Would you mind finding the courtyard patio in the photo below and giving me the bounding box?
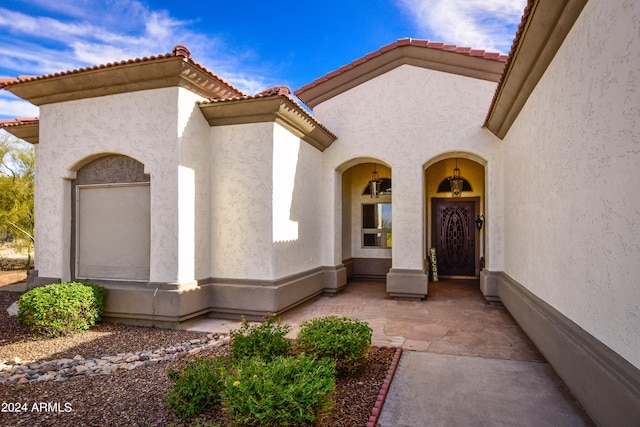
[184,279,595,426]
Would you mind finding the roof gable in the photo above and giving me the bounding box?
[295,38,508,108]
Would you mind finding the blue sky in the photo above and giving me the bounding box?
[0,0,527,120]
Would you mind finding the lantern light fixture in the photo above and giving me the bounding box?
[369,164,382,198]
[449,158,463,197]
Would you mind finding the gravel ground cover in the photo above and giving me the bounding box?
[0,291,394,426]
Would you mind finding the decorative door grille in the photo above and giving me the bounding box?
[433,200,475,276]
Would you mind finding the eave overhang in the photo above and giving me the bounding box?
[0,118,39,144]
[199,95,337,152]
[296,38,508,109]
[2,54,245,106]
[484,0,588,139]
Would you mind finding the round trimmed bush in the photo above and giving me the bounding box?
[18,281,106,337]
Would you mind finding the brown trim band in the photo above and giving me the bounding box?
[496,272,640,426]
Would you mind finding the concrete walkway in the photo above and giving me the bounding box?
[183,279,594,426]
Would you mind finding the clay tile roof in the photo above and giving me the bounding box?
[296,37,508,96]
[0,117,40,144]
[0,45,246,98]
[1,55,169,86]
[0,117,39,127]
[255,86,292,97]
[200,86,302,111]
[0,78,20,88]
[198,87,336,139]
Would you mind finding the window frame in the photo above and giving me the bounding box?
[361,202,392,249]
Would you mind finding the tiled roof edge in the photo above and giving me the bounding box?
[0,78,21,89]
[484,0,534,129]
[296,38,508,95]
[0,117,40,128]
[0,45,247,98]
[198,90,337,139]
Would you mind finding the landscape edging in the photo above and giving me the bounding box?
[366,345,403,427]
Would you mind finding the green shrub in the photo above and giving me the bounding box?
[222,355,335,427]
[17,281,106,337]
[230,314,291,361]
[295,316,372,375]
[166,356,229,419]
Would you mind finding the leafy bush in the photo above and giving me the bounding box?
[295,316,372,375]
[17,281,106,337]
[223,355,335,427]
[165,315,371,421]
[230,314,291,361]
[166,356,229,419]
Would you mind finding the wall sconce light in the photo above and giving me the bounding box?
[369,164,382,198]
[475,214,485,230]
[449,159,463,197]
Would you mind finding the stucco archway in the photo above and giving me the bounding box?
[424,152,486,279]
[338,158,392,281]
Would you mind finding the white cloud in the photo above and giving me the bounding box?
[0,1,278,96]
[0,92,39,119]
[0,41,85,75]
[397,0,527,53]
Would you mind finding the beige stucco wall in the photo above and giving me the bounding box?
[210,122,274,279]
[178,90,212,282]
[272,124,323,278]
[501,0,640,368]
[210,122,323,281]
[341,169,353,259]
[35,87,198,284]
[312,64,504,272]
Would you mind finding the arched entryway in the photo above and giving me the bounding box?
[425,155,486,279]
[340,160,392,280]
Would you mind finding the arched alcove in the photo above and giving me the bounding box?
[340,160,392,279]
[425,154,486,278]
[71,154,150,281]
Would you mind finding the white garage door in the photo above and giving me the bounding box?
[76,183,150,281]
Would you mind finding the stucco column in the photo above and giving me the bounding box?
[320,168,347,291]
[386,164,428,299]
[480,156,504,301]
[148,166,181,285]
[33,174,72,283]
[29,147,73,286]
[323,169,342,266]
[176,165,195,284]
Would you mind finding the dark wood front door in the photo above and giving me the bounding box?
[433,199,476,276]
